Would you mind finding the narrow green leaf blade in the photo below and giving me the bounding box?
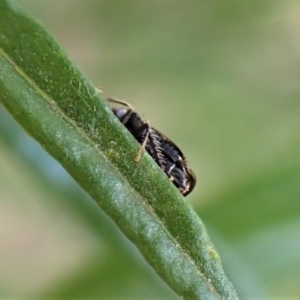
[0,1,239,299]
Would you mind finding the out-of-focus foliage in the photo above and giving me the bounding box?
[1,0,300,299]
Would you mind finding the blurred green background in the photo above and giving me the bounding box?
[1,0,300,299]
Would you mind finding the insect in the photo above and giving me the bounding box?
[107,97,196,196]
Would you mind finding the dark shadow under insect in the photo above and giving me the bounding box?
[108,97,196,196]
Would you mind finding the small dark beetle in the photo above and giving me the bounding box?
[108,97,196,196]
[107,98,196,196]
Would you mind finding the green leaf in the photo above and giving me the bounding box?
[0,1,239,299]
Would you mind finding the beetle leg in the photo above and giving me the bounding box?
[169,175,175,182]
[134,121,151,162]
